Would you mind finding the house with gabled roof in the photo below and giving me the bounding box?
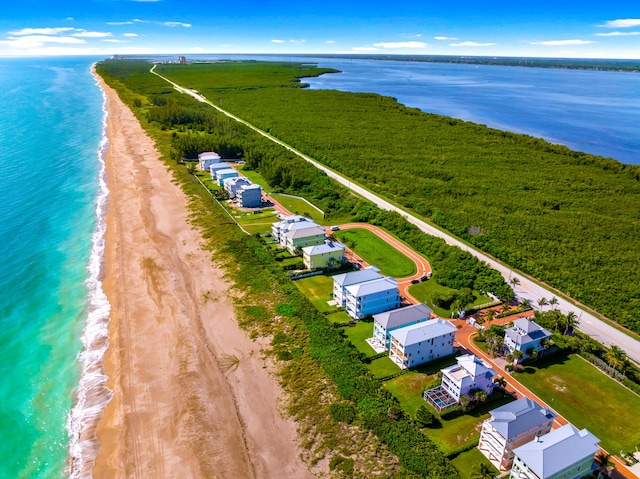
[216,168,239,186]
[509,424,600,479]
[332,267,383,306]
[388,318,456,369]
[478,397,557,471]
[505,318,552,362]
[209,162,232,179]
[237,184,262,208]
[302,241,345,269]
[223,177,252,198]
[440,354,496,403]
[284,224,326,254]
[372,303,434,350]
[344,276,400,319]
[198,151,220,171]
[271,215,310,245]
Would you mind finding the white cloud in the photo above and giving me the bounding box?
[595,31,640,37]
[600,19,640,28]
[124,33,138,37]
[373,41,427,49]
[352,47,379,51]
[271,39,285,43]
[9,27,74,36]
[450,41,495,47]
[289,39,305,44]
[326,40,335,44]
[73,31,112,38]
[107,21,134,25]
[163,21,191,27]
[0,35,86,49]
[529,39,594,46]
[435,36,458,41]
[102,39,128,43]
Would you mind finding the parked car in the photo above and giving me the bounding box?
[419,275,428,282]
[331,226,340,231]
[411,279,420,284]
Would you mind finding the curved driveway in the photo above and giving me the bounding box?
[151,66,640,365]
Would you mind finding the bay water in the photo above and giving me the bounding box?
[0,57,108,478]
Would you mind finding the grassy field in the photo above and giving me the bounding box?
[409,280,492,318]
[368,356,401,378]
[334,228,416,278]
[384,372,438,416]
[235,165,273,193]
[450,447,499,479]
[326,310,351,324]
[271,193,326,224]
[293,274,335,312]
[516,353,640,453]
[341,321,376,358]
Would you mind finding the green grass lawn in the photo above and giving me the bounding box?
[515,353,640,453]
[409,280,491,318]
[450,447,499,479]
[425,395,514,456]
[384,372,438,416]
[334,229,416,278]
[235,208,277,224]
[368,356,401,378]
[294,275,335,313]
[235,166,273,193]
[326,310,351,324]
[270,193,326,224]
[341,321,376,358]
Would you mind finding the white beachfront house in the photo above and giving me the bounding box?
[271,215,310,246]
[478,397,556,471]
[332,267,384,307]
[388,318,457,369]
[237,184,262,208]
[504,318,552,362]
[372,303,433,350]
[223,177,252,198]
[198,151,220,171]
[284,224,326,255]
[509,424,600,479]
[301,241,345,270]
[424,354,497,411]
[344,276,401,319]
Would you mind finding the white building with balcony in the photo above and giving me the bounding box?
[388,318,456,369]
[372,303,433,350]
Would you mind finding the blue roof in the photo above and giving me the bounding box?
[390,318,456,347]
[506,318,552,346]
[513,424,600,479]
[302,241,345,256]
[489,397,556,440]
[345,277,398,297]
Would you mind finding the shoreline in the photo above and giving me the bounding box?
[91,70,310,478]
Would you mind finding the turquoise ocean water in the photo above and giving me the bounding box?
[0,57,109,478]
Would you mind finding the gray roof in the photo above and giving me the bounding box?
[345,277,398,297]
[302,241,345,256]
[489,398,557,440]
[506,318,552,346]
[513,424,600,479]
[390,318,456,347]
[285,225,326,240]
[332,267,383,287]
[239,184,261,191]
[209,162,231,171]
[216,168,238,176]
[374,303,433,330]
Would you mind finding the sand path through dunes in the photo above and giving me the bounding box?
[92,76,309,479]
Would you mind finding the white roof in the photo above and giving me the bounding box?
[199,151,220,160]
[216,168,237,176]
[209,162,231,171]
[512,424,600,479]
[374,303,433,330]
[332,267,383,287]
[302,241,345,256]
[223,177,251,187]
[345,277,398,297]
[239,184,261,191]
[390,318,456,347]
[442,354,497,383]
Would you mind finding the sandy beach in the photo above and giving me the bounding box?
[92,75,310,478]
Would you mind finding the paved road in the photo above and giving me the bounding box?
[151,66,640,364]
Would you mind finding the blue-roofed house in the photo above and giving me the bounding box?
[302,241,345,269]
[332,267,383,306]
[504,318,552,362]
[223,177,252,198]
[198,151,220,171]
[372,303,434,350]
[344,277,400,319]
[478,397,557,471]
[217,168,239,186]
[209,162,232,179]
[388,318,457,369]
[509,424,600,479]
[237,184,262,208]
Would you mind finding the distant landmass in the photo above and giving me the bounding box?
[285,54,640,72]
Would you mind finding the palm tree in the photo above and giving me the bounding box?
[593,451,613,478]
[549,297,559,310]
[471,462,495,479]
[604,345,630,375]
[511,349,524,369]
[526,347,538,361]
[520,299,532,310]
[494,376,508,394]
[564,311,578,334]
[510,277,520,288]
[537,297,548,310]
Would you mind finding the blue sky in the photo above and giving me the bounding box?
[0,0,639,58]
